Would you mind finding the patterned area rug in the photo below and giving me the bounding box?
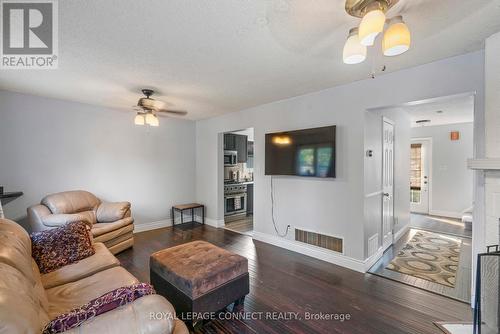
[386,230,462,287]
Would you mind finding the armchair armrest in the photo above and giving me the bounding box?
[27,204,51,232]
[96,202,131,223]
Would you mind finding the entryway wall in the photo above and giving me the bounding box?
[411,122,474,218]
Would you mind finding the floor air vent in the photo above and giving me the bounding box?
[295,229,343,253]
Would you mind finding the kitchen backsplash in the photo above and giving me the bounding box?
[224,162,253,181]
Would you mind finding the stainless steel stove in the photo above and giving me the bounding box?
[224,183,247,216]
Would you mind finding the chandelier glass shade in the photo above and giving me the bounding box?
[134,113,145,125]
[343,0,410,64]
[383,16,410,56]
[145,112,157,125]
[359,9,386,46]
[135,111,160,127]
[343,28,367,64]
[149,114,160,127]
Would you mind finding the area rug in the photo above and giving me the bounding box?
[386,230,462,287]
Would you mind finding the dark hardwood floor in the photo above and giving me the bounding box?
[117,223,472,334]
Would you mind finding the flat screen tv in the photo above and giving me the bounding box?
[265,125,336,178]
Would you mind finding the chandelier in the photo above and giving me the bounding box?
[343,0,410,64]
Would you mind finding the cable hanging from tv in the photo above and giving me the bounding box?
[271,176,290,237]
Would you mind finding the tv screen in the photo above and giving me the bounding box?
[265,126,336,178]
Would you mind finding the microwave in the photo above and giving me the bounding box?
[224,151,237,166]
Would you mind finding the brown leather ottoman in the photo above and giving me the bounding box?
[150,241,249,323]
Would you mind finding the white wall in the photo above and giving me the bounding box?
[411,123,474,217]
[0,91,196,231]
[196,51,485,265]
[364,107,411,258]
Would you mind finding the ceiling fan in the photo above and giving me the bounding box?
[133,89,187,127]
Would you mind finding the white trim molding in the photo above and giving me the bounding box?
[467,158,500,170]
[364,246,385,272]
[134,215,224,233]
[252,231,367,273]
[205,217,225,228]
[428,210,463,219]
[394,224,410,243]
[134,219,172,233]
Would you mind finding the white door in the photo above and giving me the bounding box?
[410,139,431,214]
[382,118,395,250]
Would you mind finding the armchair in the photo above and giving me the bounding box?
[28,190,134,254]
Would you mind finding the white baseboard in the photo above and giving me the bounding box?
[394,224,410,243]
[134,215,224,233]
[134,219,172,233]
[429,210,463,219]
[252,231,366,273]
[205,217,224,228]
[364,246,385,271]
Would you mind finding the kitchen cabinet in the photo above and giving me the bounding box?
[224,133,236,151]
[224,134,248,163]
[247,141,254,157]
[235,135,247,163]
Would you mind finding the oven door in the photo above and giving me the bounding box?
[224,193,246,215]
[224,151,237,166]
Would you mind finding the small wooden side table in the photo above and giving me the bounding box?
[171,203,205,226]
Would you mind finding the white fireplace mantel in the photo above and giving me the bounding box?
[467,158,500,171]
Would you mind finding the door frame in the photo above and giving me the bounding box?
[382,117,395,250]
[410,137,433,214]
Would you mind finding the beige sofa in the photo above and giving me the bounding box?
[0,218,188,334]
[28,190,134,254]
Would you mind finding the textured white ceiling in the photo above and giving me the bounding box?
[1,0,499,120]
[405,94,474,127]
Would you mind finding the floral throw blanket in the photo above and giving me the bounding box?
[42,283,156,334]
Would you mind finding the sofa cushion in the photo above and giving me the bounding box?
[92,217,134,238]
[42,190,100,215]
[42,283,155,334]
[96,202,131,222]
[31,222,95,274]
[150,241,248,298]
[0,218,35,282]
[41,242,120,289]
[46,266,139,319]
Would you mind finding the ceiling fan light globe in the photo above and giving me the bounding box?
[383,17,411,56]
[134,114,145,125]
[343,28,367,64]
[150,115,160,127]
[145,112,156,125]
[359,9,386,46]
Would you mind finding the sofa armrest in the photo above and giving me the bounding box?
[96,202,131,223]
[59,294,185,334]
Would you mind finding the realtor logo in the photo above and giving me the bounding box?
[1,0,58,69]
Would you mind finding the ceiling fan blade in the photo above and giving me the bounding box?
[157,109,188,116]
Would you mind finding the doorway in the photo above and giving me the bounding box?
[410,138,431,214]
[382,117,395,251]
[368,93,475,303]
[222,128,254,236]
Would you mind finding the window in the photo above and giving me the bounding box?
[410,143,422,203]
